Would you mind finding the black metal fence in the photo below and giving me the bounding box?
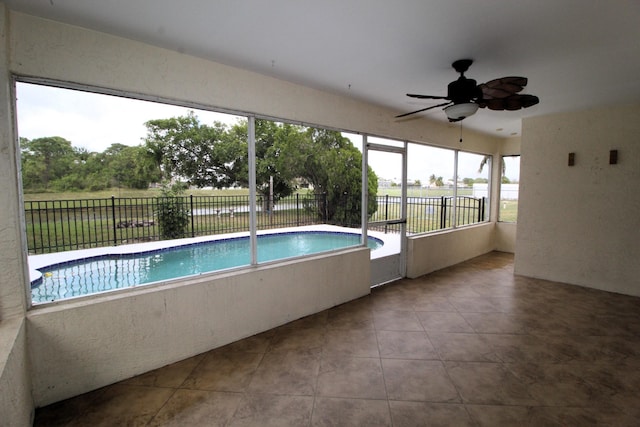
[24,193,487,254]
[370,195,486,234]
[24,194,328,254]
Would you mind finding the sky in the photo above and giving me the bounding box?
[15,82,519,184]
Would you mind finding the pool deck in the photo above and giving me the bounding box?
[28,225,401,284]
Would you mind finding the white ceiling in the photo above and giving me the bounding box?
[5,0,640,137]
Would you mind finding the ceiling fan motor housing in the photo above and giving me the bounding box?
[448,77,479,104]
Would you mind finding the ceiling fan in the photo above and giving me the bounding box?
[396,59,539,121]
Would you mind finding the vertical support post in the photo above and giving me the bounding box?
[361,135,368,246]
[400,140,408,276]
[248,116,258,265]
[440,196,446,229]
[296,193,300,226]
[452,149,459,228]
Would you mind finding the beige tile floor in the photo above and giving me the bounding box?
[34,252,640,426]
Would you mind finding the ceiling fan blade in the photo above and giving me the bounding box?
[406,93,449,100]
[479,77,528,99]
[478,94,539,111]
[395,102,452,118]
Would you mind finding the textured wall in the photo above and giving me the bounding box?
[28,248,370,406]
[0,318,33,426]
[0,5,28,322]
[516,105,640,296]
[406,223,495,278]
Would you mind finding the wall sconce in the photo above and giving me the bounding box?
[609,149,618,165]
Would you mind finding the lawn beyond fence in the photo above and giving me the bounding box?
[24,194,487,254]
[369,195,486,234]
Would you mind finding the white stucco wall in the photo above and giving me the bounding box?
[0,5,28,322]
[494,222,517,253]
[28,248,370,406]
[406,223,495,278]
[0,318,32,426]
[516,105,640,296]
[0,5,32,425]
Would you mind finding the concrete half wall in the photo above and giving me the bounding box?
[406,223,495,278]
[28,248,370,406]
[0,318,33,426]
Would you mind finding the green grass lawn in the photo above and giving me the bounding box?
[498,200,519,222]
[23,187,250,201]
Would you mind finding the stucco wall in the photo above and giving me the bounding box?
[28,248,370,406]
[0,5,32,424]
[494,222,517,253]
[515,105,640,296]
[0,318,33,426]
[406,223,495,278]
[0,5,28,322]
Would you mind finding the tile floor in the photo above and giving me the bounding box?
[34,252,640,426]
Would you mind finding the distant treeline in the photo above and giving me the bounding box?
[20,114,378,225]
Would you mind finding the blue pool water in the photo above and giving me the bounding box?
[31,231,383,303]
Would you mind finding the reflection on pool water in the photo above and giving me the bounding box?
[31,231,383,303]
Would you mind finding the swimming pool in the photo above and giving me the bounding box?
[30,230,384,303]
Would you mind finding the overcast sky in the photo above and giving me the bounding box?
[16,82,517,183]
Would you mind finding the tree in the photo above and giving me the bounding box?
[104,144,161,189]
[145,115,297,201]
[273,126,378,225]
[478,155,506,176]
[145,115,378,225]
[20,136,76,191]
[428,174,444,187]
[230,119,296,202]
[145,112,237,188]
[428,175,445,187]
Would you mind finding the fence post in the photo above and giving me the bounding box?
[479,197,485,222]
[384,194,389,233]
[324,193,328,222]
[111,196,117,246]
[190,194,195,237]
[440,196,446,229]
[296,193,300,226]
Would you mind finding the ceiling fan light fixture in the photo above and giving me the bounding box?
[444,102,479,121]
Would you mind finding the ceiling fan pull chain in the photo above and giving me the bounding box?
[459,121,463,143]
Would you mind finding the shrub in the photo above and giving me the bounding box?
[156,183,190,239]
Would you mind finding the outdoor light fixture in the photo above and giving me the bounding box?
[444,102,479,122]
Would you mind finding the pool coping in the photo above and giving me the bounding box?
[28,225,400,286]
